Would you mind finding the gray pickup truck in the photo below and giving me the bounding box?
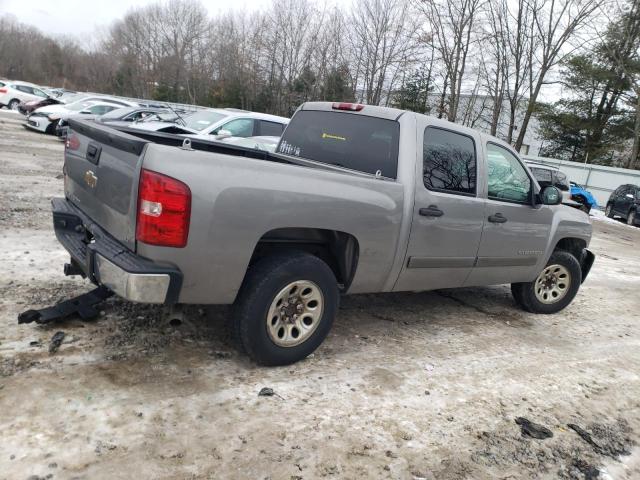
[53,102,594,365]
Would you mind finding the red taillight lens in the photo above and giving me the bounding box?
[332,102,364,111]
[136,169,191,248]
[0,88,7,93]
[65,133,80,150]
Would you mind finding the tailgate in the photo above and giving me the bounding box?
[64,118,149,250]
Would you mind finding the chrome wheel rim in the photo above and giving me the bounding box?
[266,280,324,347]
[606,205,611,216]
[535,264,571,304]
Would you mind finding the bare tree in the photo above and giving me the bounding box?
[515,0,603,151]
[419,0,485,122]
[349,0,418,105]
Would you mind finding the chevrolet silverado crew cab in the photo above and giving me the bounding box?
[53,102,595,365]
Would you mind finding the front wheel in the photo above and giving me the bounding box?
[511,250,582,314]
[233,252,339,366]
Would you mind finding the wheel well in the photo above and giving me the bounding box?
[554,237,586,260]
[249,228,359,290]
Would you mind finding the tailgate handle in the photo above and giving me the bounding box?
[86,143,102,165]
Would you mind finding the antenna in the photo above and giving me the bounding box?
[164,102,187,127]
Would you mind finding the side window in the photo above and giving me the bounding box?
[553,171,569,191]
[88,105,116,115]
[529,167,552,187]
[423,127,476,195]
[486,143,532,204]
[216,118,254,137]
[17,85,32,94]
[259,120,284,136]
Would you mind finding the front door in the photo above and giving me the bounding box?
[394,125,485,292]
[465,142,552,287]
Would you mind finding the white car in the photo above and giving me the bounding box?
[131,108,289,139]
[26,97,137,134]
[217,135,280,152]
[0,81,50,110]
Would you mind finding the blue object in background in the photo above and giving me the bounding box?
[570,182,598,209]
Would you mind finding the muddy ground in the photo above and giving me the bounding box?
[0,109,639,480]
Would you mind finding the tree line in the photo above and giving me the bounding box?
[1,0,639,168]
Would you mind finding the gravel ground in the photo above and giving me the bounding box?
[0,110,639,480]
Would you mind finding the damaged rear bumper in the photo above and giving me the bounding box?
[52,197,182,304]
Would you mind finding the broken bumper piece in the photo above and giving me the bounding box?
[51,197,183,304]
[18,286,113,324]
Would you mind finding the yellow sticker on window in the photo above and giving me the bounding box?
[322,132,346,141]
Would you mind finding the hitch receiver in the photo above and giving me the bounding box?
[18,286,114,325]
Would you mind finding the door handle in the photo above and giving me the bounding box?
[419,205,444,217]
[488,213,507,223]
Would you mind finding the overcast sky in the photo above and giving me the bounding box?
[0,0,273,37]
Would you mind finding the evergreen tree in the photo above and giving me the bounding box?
[537,3,640,166]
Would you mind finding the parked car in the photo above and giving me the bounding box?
[605,184,640,226]
[524,161,585,211]
[26,97,137,134]
[0,81,50,110]
[50,101,594,365]
[218,135,280,152]
[569,182,598,213]
[56,106,171,139]
[18,91,85,115]
[131,108,289,138]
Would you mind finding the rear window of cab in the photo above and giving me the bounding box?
[277,110,400,178]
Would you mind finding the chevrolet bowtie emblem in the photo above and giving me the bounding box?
[84,170,98,188]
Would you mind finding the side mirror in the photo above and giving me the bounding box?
[215,129,232,140]
[540,186,562,205]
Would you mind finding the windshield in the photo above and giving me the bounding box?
[183,110,228,131]
[66,101,94,112]
[100,107,134,120]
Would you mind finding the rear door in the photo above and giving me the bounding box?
[64,119,148,249]
[394,124,485,291]
[465,142,551,286]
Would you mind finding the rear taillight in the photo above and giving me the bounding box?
[136,169,191,248]
[332,102,364,111]
[0,88,7,93]
[65,133,80,150]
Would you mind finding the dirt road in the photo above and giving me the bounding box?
[1,110,639,479]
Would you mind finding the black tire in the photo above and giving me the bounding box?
[511,250,582,314]
[8,99,20,111]
[232,252,339,366]
[628,209,637,227]
[605,203,614,218]
[45,119,58,135]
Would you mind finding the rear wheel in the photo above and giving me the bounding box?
[605,203,614,218]
[628,209,637,226]
[511,250,581,314]
[232,252,339,366]
[8,99,20,111]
